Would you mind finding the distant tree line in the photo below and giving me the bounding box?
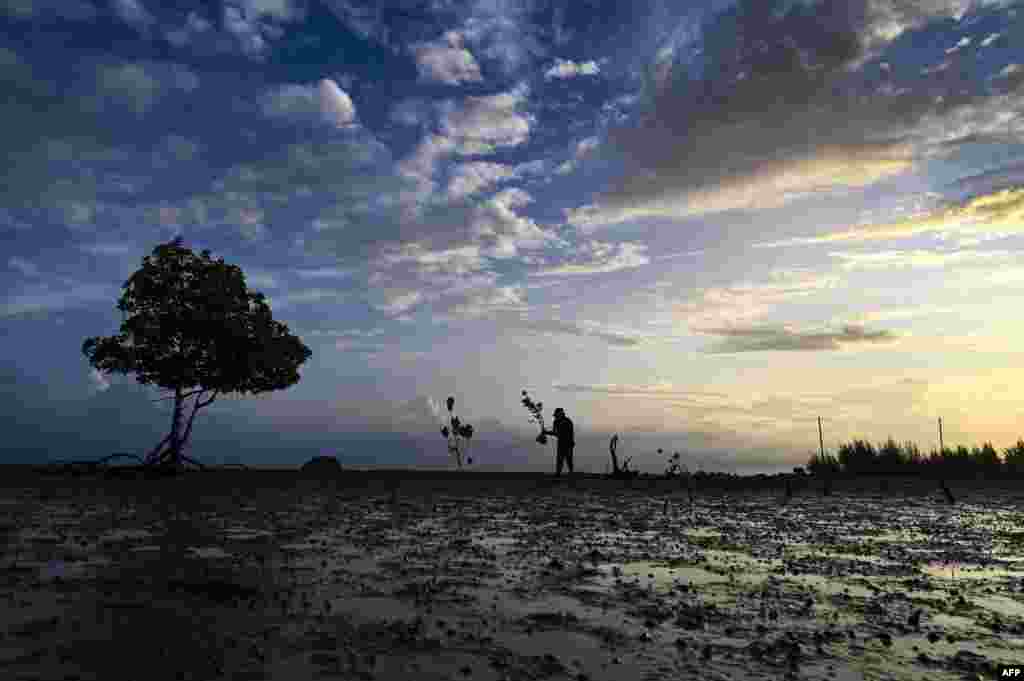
[806,437,1024,478]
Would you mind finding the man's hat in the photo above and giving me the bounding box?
[553,408,565,417]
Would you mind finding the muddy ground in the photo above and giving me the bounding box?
[2,467,1024,681]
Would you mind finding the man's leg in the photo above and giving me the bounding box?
[567,447,574,475]
[555,449,564,476]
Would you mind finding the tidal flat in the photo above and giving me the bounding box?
[2,468,1024,681]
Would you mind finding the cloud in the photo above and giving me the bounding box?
[81,61,199,117]
[396,134,456,211]
[459,0,545,75]
[553,382,731,398]
[827,248,1017,270]
[578,0,1019,227]
[447,162,515,200]
[319,79,357,127]
[243,270,281,290]
[443,284,526,320]
[411,31,484,85]
[111,0,154,27]
[7,256,40,277]
[948,160,1024,199]
[294,266,352,280]
[754,186,1024,247]
[439,84,533,154]
[373,290,424,316]
[699,324,897,353]
[78,242,137,257]
[677,268,842,330]
[544,58,600,80]
[0,282,116,318]
[530,240,649,276]
[262,79,356,127]
[163,11,214,48]
[514,318,644,347]
[269,288,348,310]
[322,0,390,46]
[569,144,914,230]
[1,0,96,20]
[378,244,486,276]
[389,98,432,127]
[469,188,545,253]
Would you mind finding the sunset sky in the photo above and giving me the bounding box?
[3,0,1024,473]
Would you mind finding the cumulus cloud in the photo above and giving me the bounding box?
[531,240,650,276]
[379,244,487,276]
[111,0,154,27]
[411,31,483,85]
[7,256,40,277]
[439,84,532,155]
[81,61,199,117]
[470,188,554,258]
[319,79,357,126]
[544,58,600,80]
[699,324,897,353]
[262,79,356,127]
[389,98,432,127]
[459,0,545,74]
[374,289,424,316]
[447,162,515,200]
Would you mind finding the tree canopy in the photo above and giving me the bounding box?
[82,237,312,469]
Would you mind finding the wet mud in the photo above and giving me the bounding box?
[2,471,1024,680]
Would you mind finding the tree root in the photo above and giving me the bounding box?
[34,448,249,478]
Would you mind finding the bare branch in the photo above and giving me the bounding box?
[180,390,218,449]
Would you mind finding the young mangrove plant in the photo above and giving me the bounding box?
[521,390,548,444]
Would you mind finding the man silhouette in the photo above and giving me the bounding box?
[543,407,575,476]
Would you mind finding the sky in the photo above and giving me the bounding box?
[2,0,1024,474]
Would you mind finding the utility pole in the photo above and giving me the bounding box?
[938,417,944,453]
[819,416,832,497]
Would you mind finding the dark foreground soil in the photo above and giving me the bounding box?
[2,467,1024,681]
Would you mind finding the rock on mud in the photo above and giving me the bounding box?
[299,455,344,478]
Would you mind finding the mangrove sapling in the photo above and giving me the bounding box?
[520,390,548,444]
[440,396,474,469]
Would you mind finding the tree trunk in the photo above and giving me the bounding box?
[166,386,185,467]
[609,435,620,474]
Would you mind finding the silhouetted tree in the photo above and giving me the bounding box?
[1004,439,1024,476]
[838,439,877,473]
[877,436,903,473]
[82,237,312,470]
